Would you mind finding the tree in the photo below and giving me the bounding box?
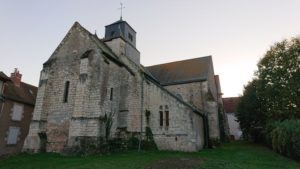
[237,36,300,143]
[236,79,266,142]
[256,37,300,120]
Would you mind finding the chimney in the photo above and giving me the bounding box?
[10,68,22,87]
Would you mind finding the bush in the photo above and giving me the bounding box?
[269,120,300,160]
[209,138,221,148]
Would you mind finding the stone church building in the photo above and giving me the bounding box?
[23,19,227,152]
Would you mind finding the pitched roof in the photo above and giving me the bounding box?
[223,97,240,113]
[1,72,38,105]
[0,71,10,81]
[105,19,137,33]
[145,56,212,85]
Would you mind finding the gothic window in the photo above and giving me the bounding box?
[165,111,169,126]
[165,105,169,127]
[159,111,163,126]
[63,81,70,103]
[159,105,170,127]
[11,103,23,121]
[7,126,20,145]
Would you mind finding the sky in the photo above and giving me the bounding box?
[0,0,299,97]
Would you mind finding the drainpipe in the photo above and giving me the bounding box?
[138,74,144,151]
[200,82,209,148]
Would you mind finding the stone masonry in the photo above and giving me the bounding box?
[23,19,227,153]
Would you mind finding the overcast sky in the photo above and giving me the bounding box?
[1,0,299,97]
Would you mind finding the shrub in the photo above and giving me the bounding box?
[269,120,300,160]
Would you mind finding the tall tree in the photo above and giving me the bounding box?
[237,36,300,142]
[256,37,300,120]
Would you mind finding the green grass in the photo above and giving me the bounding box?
[0,142,299,169]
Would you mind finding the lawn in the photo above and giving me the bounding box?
[0,142,299,169]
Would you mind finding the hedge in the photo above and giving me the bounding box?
[268,120,300,160]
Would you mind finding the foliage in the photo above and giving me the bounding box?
[236,79,266,142]
[217,104,227,142]
[236,37,300,159]
[143,127,157,150]
[256,37,300,120]
[268,120,300,160]
[63,137,128,156]
[104,112,115,140]
[1,142,299,169]
[145,109,151,125]
[209,138,221,148]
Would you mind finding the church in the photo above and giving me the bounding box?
[23,18,227,152]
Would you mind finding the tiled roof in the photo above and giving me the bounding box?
[223,97,240,113]
[145,56,212,85]
[0,71,10,81]
[1,72,37,105]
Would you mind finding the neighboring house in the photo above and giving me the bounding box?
[223,97,242,140]
[24,19,228,153]
[0,69,37,156]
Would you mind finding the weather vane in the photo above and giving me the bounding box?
[118,3,125,20]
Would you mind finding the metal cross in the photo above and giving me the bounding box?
[118,3,125,20]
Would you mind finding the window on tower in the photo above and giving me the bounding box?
[111,31,115,37]
[128,33,133,42]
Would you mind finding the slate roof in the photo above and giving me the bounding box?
[1,72,37,105]
[105,19,137,33]
[223,97,240,113]
[145,56,212,85]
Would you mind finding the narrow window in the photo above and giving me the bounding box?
[159,111,163,126]
[128,33,133,41]
[110,88,113,101]
[63,81,70,103]
[165,111,169,126]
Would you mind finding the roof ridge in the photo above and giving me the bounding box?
[146,55,212,68]
[21,81,37,88]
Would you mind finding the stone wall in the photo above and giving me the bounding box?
[143,80,205,151]
[164,81,220,140]
[164,82,206,110]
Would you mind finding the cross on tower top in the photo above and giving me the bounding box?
[118,3,125,20]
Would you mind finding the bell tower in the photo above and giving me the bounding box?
[103,19,140,65]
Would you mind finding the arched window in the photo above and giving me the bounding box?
[165,106,169,127]
[159,105,163,126]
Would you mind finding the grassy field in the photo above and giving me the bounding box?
[0,142,299,169]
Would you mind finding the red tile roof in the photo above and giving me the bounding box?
[223,97,240,113]
[1,72,37,105]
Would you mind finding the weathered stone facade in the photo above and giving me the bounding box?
[23,19,227,153]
